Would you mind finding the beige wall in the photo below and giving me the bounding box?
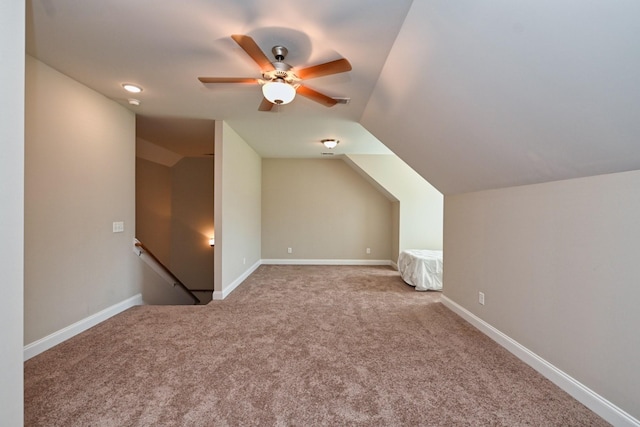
[214,122,262,296]
[390,201,400,260]
[0,1,24,423]
[136,155,214,295]
[444,169,640,420]
[136,157,172,264]
[136,157,198,305]
[24,56,140,344]
[345,154,443,257]
[138,260,197,306]
[262,158,393,261]
[171,157,214,291]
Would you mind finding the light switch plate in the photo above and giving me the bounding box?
[113,221,124,233]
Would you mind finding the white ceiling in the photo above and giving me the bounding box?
[362,0,640,194]
[26,0,640,194]
[136,116,215,157]
[26,0,409,158]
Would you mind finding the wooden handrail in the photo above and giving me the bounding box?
[134,241,201,305]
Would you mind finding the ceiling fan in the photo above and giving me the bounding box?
[198,34,352,111]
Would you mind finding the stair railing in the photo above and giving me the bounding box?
[133,239,200,305]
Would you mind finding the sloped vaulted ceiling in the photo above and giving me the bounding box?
[26,0,640,195]
[362,0,640,195]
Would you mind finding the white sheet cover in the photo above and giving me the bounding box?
[397,249,443,291]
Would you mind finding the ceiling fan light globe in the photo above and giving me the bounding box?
[262,81,296,105]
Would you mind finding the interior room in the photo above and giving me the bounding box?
[2,0,640,425]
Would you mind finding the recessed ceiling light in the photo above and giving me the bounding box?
[128,98,141,106]
[122,83,142,93]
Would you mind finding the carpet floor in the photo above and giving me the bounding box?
[24,265,608,426]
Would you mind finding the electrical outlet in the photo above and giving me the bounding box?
[243,258,246,265]
[287,247,292,254]
[112,221,124,233]
[479,292,485,305]
[366,248,371,254]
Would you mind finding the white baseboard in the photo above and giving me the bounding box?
[212,260,261,300]
[261,259,392,266]
[441,295,640,427]
[24,293,143,361]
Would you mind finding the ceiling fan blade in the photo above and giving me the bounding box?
[297,58,352,80]
[198,77,257,84]
[297,86,338,107]
[231,34,275,71]
[258,97,274,111]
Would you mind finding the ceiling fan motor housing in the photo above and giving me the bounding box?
[272,45,288,61]
[263,61,299,86]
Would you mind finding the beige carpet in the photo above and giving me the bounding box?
[25,265,608,426]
